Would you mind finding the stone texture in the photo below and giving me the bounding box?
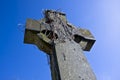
[24,10,96,80]
[54,39,96,80]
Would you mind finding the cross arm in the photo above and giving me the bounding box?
[24,19,53,55]
[67,23,95,51]
[73,28,95,51]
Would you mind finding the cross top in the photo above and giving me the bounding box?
[24,10,95,55]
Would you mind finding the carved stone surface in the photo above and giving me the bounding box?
[54,39,96,80]
[24,10,96,80]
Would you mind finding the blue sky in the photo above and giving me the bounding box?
[0,0,120,80]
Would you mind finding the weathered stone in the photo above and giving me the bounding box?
[54,39,96,80]
[24,10,96,80]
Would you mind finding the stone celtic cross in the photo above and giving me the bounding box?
[24,10,96,80]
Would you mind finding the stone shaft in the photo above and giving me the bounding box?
[50,40,96,80]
